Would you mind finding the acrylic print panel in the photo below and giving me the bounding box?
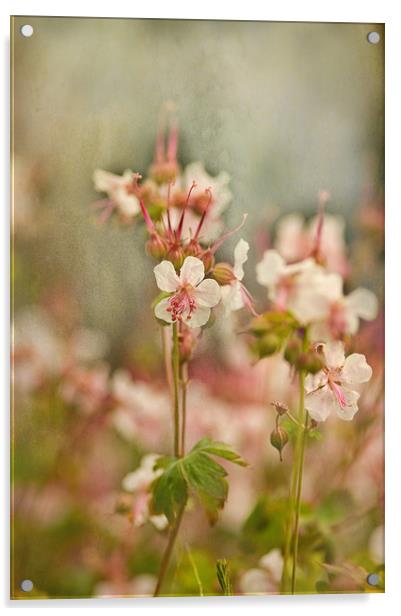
[11,16,384,599]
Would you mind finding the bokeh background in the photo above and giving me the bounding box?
[12,17,384,598]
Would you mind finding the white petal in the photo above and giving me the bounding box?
[233,239,249,281]
[259,549,283,583]
[114,187,140,216]
[305,385,336,422]
[194,278,221,308]
[346,288,378,321]
[186,305,211,328]
[93,169,118,192]
[154,298,174,324]
[275,214,305,261]
[179,257,205,287]
[342,353,372,385]
[221,282,244,313]
[323,340,345,369]
[256,250,284,288]
[153,261,180,292]
[335,387,360,420]
[304,371,327,393]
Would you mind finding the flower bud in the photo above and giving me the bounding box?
[211,263,236,285]
[200,249,215,273]
[270,426,289,461]
[295,351,324,374]
[148,161,180,185]
[271,401,289,416]
[255,332,282,358]
[166,243,184,269]
[284,337,302,365]
[184,239,202,258]
[146,232,168,261]
[179,327,199,363]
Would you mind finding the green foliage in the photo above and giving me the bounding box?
[216,559,233,595]
[150,438,248,525]
[249,311,298,358]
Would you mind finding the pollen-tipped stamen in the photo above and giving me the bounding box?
[176,181,197,240]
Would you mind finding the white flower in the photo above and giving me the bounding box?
[154,257,221,328]
[93,169,140,218]
[182,162,232,218]
[304,341,372,422]
[220,239,253,314]
[122,454,168,531]
[274,212,347,275]
[258,549,284,583]
[307,272,378,339]
[256,250,325,322]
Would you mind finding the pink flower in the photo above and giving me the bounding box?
[154,256,221,328]
[122,454,168,530]
[305,341,372,422]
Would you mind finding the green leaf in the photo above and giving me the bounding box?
[216,559,233,595]
[150,438,248,525]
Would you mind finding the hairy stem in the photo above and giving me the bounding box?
[290,386,309,594]
[153,501,186,597]
[161,325,174,406]
[180,362,188,457]
[171,322,180,458]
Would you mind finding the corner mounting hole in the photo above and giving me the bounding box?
[20,24,34,38]
[367,31,380,45]
[367,573,380,586]
[21,579,34,592]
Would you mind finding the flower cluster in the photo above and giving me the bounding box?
[250,209,377,425]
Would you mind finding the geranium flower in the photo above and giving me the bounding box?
[93,169,140,220]
[274,212,348,275]
[304,341,372,422]
[122,454,168,530]
[307,272,378,339]
[256,250,326,320]
[220,239,257,315]
[154,256,221,328]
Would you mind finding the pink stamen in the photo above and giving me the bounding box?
[166,181,174,236]
[93,199,116,223]
[167,121,178,162]
[330,380,346,408]
[193,188,213,240]
[139,199,155,232]
[240,284,259,316]
[176,181,197,240]
[210,213,248,254]
[166,287,196,322]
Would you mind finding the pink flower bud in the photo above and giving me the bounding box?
[146,233,168,261]
[200,249,215,273]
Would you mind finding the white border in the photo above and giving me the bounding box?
[2,1,400,614]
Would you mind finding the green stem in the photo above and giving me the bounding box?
[280,445,299,592]
[153,500,186,597]
[171,322,180,458]
[290,400,309,594]
[180,362,188,457]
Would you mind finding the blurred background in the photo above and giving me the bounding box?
[12,17,384,598]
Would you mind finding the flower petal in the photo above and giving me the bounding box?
[221,282,244,313]
[154,297,174,324]
[153,261,180,292]
[233,239,249,281]
[346,288,378,321]
[194,278,221,308]
[305,385,336,422]
[255,250,284,288]
[304,371,327,393]
[179,256,205,287]
[93,169,119,192]
[323,340,345,369]
[186,305,211,328]
[335,387,360,420]
[342,353,372,385]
